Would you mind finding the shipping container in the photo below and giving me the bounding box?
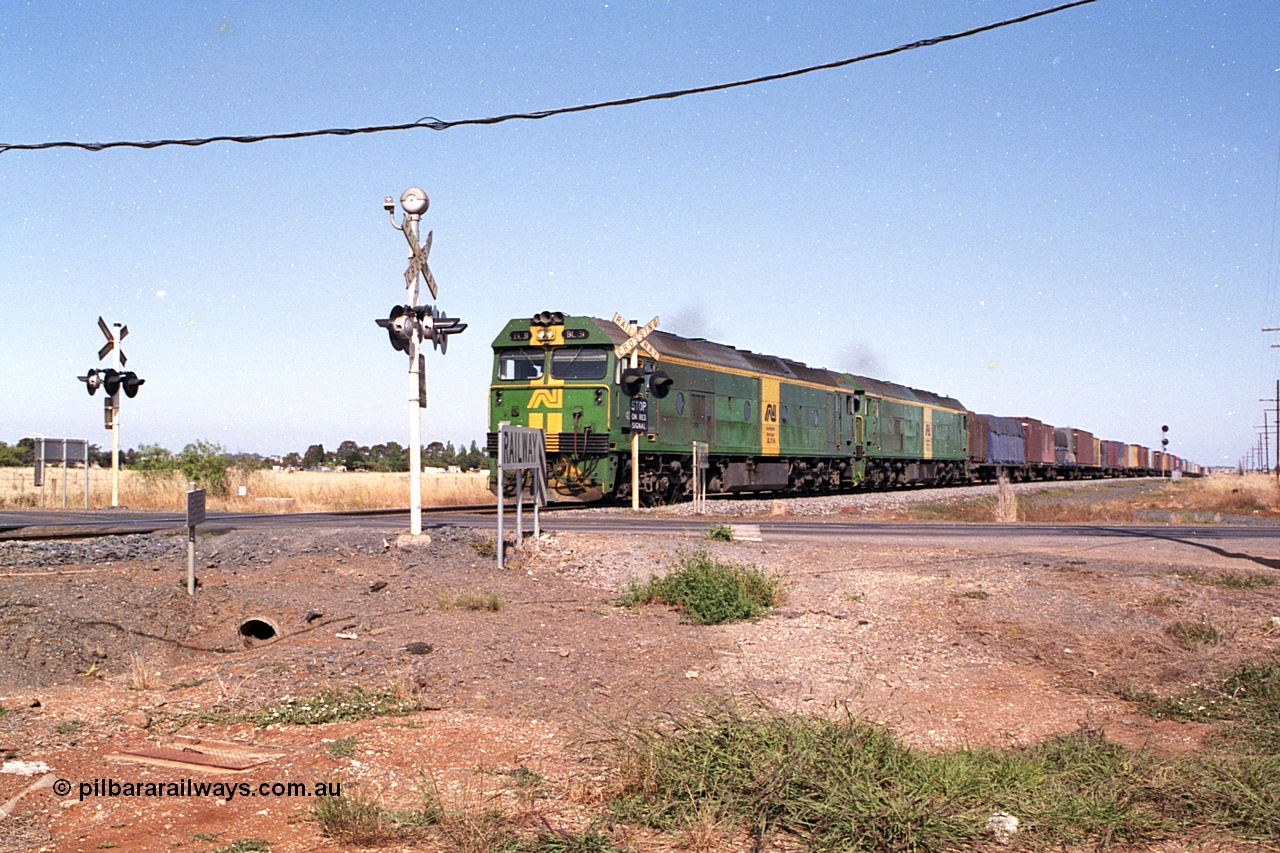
[967,413,990,465]
[1018,417,1055,465]
[1101,440,1123,469]
[1068,428,1096,466]
[1054,427,1077,466]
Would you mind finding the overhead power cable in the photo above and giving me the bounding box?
[0,0,1095,155]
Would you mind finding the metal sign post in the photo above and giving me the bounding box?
[34,439,89,509]
[496,425,547,568]
[186,487,206,596]
[380,188,467,537]
[612,314,659,510]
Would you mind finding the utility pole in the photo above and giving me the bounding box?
[1263,381,1279,480]
[378,188,466,536]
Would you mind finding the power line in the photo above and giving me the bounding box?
[0,0,1096,156]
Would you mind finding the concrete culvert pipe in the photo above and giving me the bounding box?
[238,617,280,643]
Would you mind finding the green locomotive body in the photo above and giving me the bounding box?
[487,312,969,502]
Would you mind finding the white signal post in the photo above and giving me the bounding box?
[98,318,127,507]
[612,314,659,510]
[382,187,466,536]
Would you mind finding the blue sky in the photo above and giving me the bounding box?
[2,1,1277,467]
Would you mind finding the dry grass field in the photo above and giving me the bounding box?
[0,467,494,512]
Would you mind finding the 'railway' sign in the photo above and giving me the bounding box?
[612,314,660,361]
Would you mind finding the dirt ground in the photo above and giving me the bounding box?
[1,517,1279,852]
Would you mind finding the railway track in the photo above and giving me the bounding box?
[0,503,512,541]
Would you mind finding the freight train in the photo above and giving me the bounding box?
[486,312,1198,503]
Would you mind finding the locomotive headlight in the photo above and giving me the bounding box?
[495,389,504,405]
[594,388,604,406]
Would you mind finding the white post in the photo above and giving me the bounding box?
[405,213,424,537]
[630,349,640,510]
[408,345,422,536]
[110,324,122,507]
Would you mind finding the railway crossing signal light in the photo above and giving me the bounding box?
[120,371,145,398]
[377,305,468,355]
[419,304,467,355]
[377,305,415,353]
[649,370,673,398]
[79,369,104,395]
[78,368,145,398]
[621,367,646,396]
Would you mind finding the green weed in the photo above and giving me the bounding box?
[621,551,781,625]
[609,702,1280,849]
[469,535,499,558]
[329,736,358,759]
[705,523,733,542]
[208,841,271,853]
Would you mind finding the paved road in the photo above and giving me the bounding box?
[3,507,1278,551]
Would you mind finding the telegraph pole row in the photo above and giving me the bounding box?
[1263,380,1279,480]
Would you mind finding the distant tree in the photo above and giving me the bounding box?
[443,441,457,468]
[88,443,109,467]
[16,438,35,465]
[179,440,231,496]
[281,452,301,469]
[424,441,446,469]
[381,441,408,472]
[302,444,326,469]
[231,453,269,472]
[0,442,23,467]
[133,443,177,479]
[463,439,485,470]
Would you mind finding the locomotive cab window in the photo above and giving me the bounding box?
[497,348,544,381]
[550,347,608,380]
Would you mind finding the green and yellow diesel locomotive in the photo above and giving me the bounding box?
[487,311,969,503]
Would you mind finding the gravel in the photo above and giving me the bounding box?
[651,477,1151,517]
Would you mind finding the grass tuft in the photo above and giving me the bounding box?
[208,841,271,853]
[1167,617,1224,650]
[329,736,358,759]
[705,523,734,542]
[438,591,505,612]
[610,700,1280,849]
[621,551,781,625]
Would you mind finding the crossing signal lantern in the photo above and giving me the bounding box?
[377,304,468,355]
[1162,438,1169,447]
[79,368,144,398]
[649,370,673,398]
[121,371,145,398]
[377,305,414,353]
[621,367,646,397]
[79,369,104,395]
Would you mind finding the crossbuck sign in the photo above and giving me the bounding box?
[611,314,659,510]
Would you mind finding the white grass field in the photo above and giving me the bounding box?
[0,467,493,512]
